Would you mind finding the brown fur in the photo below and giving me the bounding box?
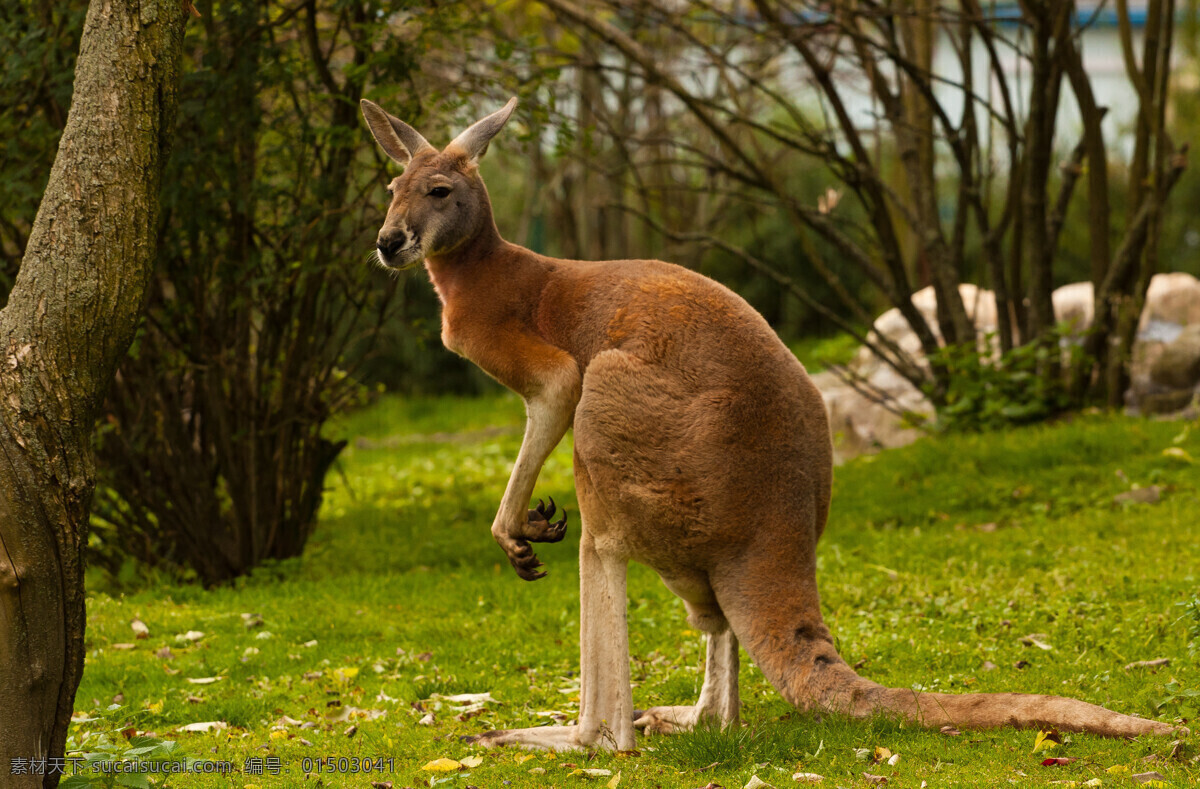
[361,98,1181,749]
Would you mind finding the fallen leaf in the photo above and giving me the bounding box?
[178,721,227,733]
[131,619,150,639]
[981,661,998,671]
[344,724,357,737]
[302,640,318,648]
[459,755,483,768]
[438,692,496,704]
[862,774,887,785]
[1114,486,1161,505]
[1042,757,1080,766]
[1131,772,1167,786]
[567,768,613,778]
[241,612,264,628]
[1162,447,1193,464]
[743,776,774,789]
[175,630,204,642]
[1020,634,1054,651]
[1124,658,1170,670]
[417,713,435,725]
[326,705,386,723]
[887,753,901,766]
[111,643,136,650]
[1014,660,1032,669]
[514,754,537,765]
[370,783,393,789]
[606,771,622,789]
[154,646,174,660]
[853,748,872,761]
[185,676,223,685]
[792,773,824,783]
[873,747,892,763]
[1033,728,1063,753]
[333,667,359,681]
[419,758,462,772]
[1106,766,1131,775]
[940,724,961,736]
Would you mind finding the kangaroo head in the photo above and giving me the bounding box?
[360,98,517,269]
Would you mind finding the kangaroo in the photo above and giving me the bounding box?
[360,97,1180,751]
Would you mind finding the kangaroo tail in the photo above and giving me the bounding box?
[713,551,1180,738]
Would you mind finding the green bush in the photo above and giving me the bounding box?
[928,330,1083,432]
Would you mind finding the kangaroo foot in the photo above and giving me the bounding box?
[464,725,586,751]
[633,705,712,735]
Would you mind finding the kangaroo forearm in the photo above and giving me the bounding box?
[494,397,573,537]
[489,367,580,580]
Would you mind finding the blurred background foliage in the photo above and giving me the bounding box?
[2,0,1199,582]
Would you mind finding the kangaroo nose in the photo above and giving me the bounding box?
[376,231,406,259]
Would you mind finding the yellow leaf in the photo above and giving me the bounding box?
[420,758,462,772]
[607,771,622,789]
[1162,447,1193,464]
[515,753,537,764]
[1033,728,1062,753]
[269,730,288,740]
[459,755,483,768]
[874,746,892,762]
[334,667,360,681]
[1105,765,1130,775]
[145,700,164,714]
[1082,780,1102,787]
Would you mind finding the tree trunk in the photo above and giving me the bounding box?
[0,0,188,784]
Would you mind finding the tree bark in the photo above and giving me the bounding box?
[0,0,188,784]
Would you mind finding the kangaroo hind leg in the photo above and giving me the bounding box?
[634,591,741,735]
[470,515,635,751]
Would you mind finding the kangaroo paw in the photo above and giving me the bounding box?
[502,537,547,581]
[526,497,568,543]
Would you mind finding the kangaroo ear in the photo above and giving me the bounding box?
[361,99,435,166]
[445,97,518,162]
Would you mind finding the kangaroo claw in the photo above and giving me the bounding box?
[527,496,569,543]
[505,538,547,581]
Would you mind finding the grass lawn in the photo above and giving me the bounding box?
[68,394,1200,788]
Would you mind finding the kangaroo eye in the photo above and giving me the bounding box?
[428,186,451,198]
